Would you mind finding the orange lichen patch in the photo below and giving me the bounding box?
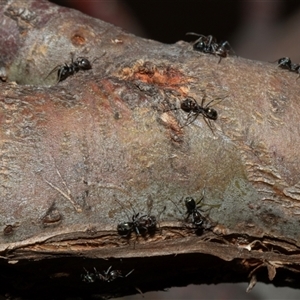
[100,78,115,93]
[71,33,86,46]
[119,60,193,89]
[69,26,95,46]
[87,79,132,119]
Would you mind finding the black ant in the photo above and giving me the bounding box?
[186,32,234,62]
[184,196,206,228]
[171,191,212,232]
[115,198,157,237]
[46,55,93,82]
[276,57,300,74]
[81,266,134,283]
[277,57,292,70]
[117,213,157,237]
[97,266,134,283]
[181,97,217,120]
[179,95,223,132]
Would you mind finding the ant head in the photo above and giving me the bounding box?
[194,41,206,52]
[77,58,92,70]
[278,57,292,69]
[117,222,132,236]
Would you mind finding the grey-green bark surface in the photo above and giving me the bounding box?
[1,0,300,299]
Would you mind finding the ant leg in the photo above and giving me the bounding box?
[82,268,95,283]
[147,197,153,215]
[57,67,64,83]
[44,65,61,80]
[114,196,133,227]
[221,40,235,56]
[99,266,111,280]
[170,198,185,220]
[70,52,75,63]
[93,267,101,280]
[203,117,215,134]
[204,94,228,109]
[183,112,198,127]
[156,206,166,234]
[185,212,192,222]
[91,51,106,65]
[125,269,135,277]
[195,193,205,207]
[106,266,112,273]
[134,222,141,236]
[200,94,207,107]
[186,32,207,43]
[186,32,207,47]
[194,191,207,213]
[206,35,215,48]
[157,206,166,221]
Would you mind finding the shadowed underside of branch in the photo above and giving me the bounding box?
[1,0,300,298]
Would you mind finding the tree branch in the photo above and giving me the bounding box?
[1,0,300,298]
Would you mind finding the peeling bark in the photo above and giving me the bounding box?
[1,0,300,299]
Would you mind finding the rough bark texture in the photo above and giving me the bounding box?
[1,0,300,299]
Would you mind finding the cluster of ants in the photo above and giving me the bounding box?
[81,265,134,283]
[116,195,209,239]
[44,33,227,130]
[80,196,208,284]
[47,33,298,285]
[46,33,293,86]
[186,33,300,80]
[46,34,220,285]
[81,196,210,283]
[45,33,234,84]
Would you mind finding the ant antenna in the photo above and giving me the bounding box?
[170,198,185,219]
[114,196,134,221]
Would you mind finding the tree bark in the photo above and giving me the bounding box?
[1,0,300,299]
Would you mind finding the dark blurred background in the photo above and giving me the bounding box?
[49,1,300,299]
[50,0,300,62]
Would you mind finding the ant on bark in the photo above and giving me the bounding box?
[276,57,300,74]
[179,94,225,132]
[117,213,157,237]
[184,196,206,228]
[186,33,235,62]
[171,191,213,233]
[46,55,95,82]
[115,198,158,238]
